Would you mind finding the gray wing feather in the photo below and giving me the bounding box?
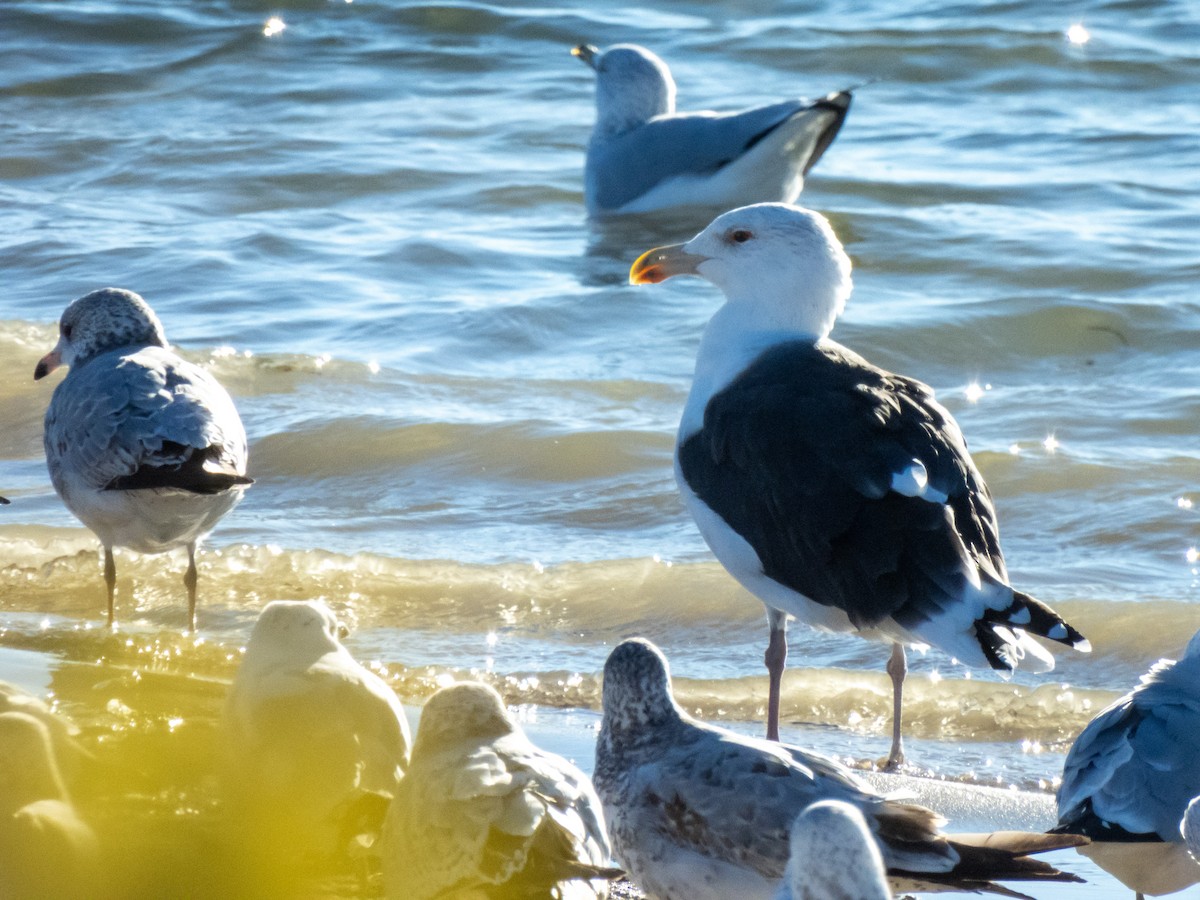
[1058,660,1200,838]
[620,725,888,877]
[587,100,806,211]
[45,346,247,490]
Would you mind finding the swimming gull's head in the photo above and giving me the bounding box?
[34,287,168,380]
[630,203,852,339]
[574,42,675,136]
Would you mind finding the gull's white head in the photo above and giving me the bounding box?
[412,681,516,758]
[631,203,853,340]
[600,638,682,739]
[245,600,348,665]
[34,287,168,380]
[781,800,891,900]
[0,711,70,813]
[574,42,676,135]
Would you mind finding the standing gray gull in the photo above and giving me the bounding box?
[629,203,1089,767]
[1051,628,1200,899]
[0,711,100,899]
[35,288,251,632]
[222,600,411,867]
[574,43,851,216]
[774,800,892,900]
[383,681,621,900]
[594,638,1085,900]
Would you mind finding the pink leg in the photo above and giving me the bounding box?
[184,542,198,634]
[764,610,788,742]
[104,545,116,628]
[884,641,907,770]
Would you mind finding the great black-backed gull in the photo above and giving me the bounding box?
[383,681,620,900]
[594,638,1085,899]
[35,288,251,632]
[574,43,850,216]
[1052,629,1200,899]
[629,203,1089,767]
[222,600,411,864]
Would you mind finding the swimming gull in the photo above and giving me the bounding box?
[574,43,851,216]
[35,287,251,632]
[0,711,99,899]
[1052,628,1200,899]
[222,600,411,865]
[774,800,892,900]
[629,203,1090,766]
[383,681,620,900]
[594,638,1085,900]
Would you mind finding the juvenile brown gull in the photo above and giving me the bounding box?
[383,681,620,900]
[594,638,1085,900]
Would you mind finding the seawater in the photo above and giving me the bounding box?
[1,1,1198,896]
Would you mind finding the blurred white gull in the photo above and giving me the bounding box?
[574,43,851,216]
[774,800,892,900]
[222,600,411,864]
[0,682,88,786]
[0,711,99,900]
[1183,797,1200,863]
[594,638,1085,900]
[383,681,620,900]
[629,203,1089,766]
[1052,629,1200,899]
[35,288,251,632]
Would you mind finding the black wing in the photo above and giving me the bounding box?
[678,339,1005,633]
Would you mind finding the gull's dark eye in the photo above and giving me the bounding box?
[730,229,753,244]
[62,323,73,340]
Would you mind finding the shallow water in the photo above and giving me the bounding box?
[1,0,1199,896]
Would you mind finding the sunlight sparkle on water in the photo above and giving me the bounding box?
[1187,547,1199,564]
[1065,23,1090,45]
[1178,497,1194,510]
[964,382,992,403]
[263,17,286,37]
[1043,435,1060,453]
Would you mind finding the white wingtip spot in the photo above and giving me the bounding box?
[1074,638,1092,652]
[1048,623,1068,640]
[1009,607,1032,625]
[890,459,950,504]
[890,459,928,496]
